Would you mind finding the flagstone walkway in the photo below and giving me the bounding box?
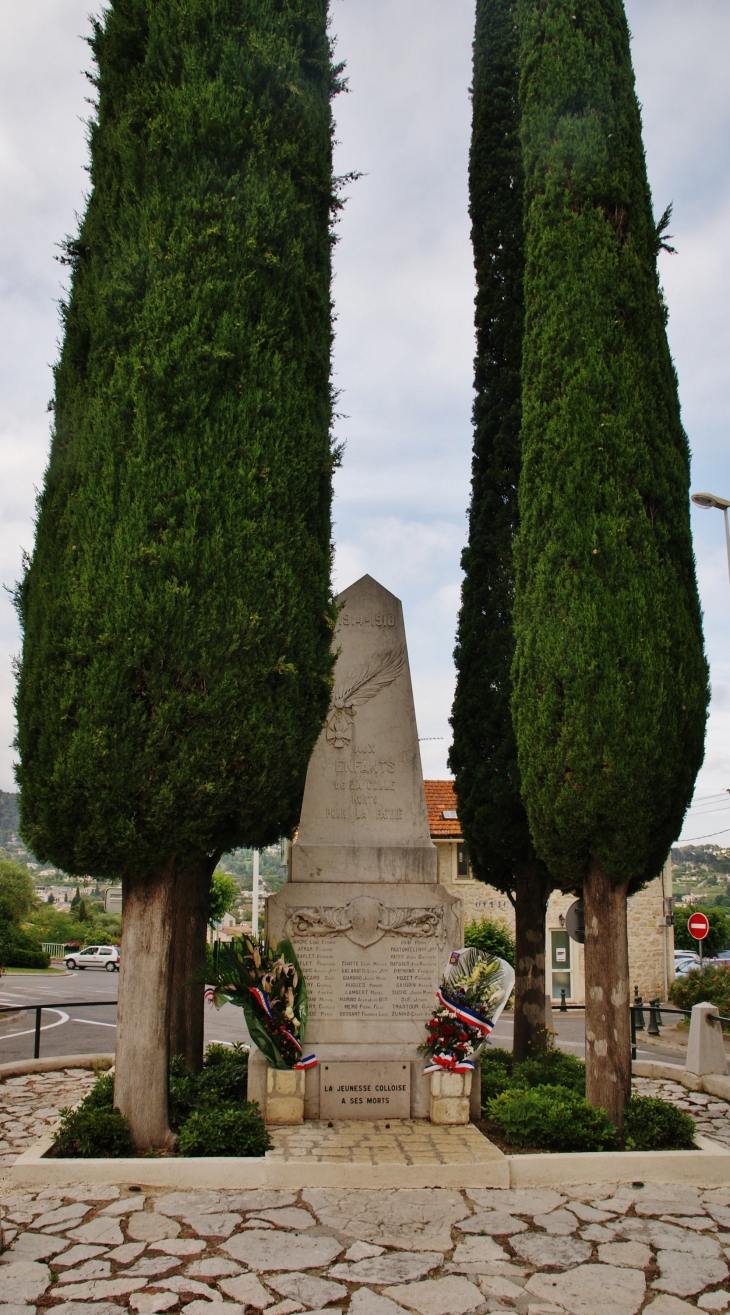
[4,1070,730,1313]
[267,1121,502,1165]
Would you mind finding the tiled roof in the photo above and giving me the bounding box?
[424,780,463,839]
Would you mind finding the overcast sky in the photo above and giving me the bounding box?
[0,1,728,848]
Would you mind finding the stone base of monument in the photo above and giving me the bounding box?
[247,1050,305,1125]
[429,1069,472,1124]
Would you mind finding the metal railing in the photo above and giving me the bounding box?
[0,1000,116,1061]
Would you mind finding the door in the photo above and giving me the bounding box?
[551,929,572,1001]
[78,946,99,967]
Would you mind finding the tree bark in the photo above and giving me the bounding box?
[512,858,552,1062]
[168,854,219,1074]
[115,863,176,1151]
[584,862,631,1129]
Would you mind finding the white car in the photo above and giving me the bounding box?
[65,945,120,972]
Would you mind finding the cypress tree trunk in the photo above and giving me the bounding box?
[513,858,552,1061]
[168,855,218,1073]
[15,0,339,1146]
[451,0,553,1056]
[115,865,176,1151]
[513,0,708,1125]
[584,866,631,1127]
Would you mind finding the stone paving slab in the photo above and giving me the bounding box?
[267,1122,504,1165]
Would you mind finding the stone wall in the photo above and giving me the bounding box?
[435,840,673,1003]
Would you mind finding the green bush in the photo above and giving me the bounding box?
[488,1084,618,1151]
[49,1106,132,1158]
[623,1095,696,1150]
[481,1048,516,1102]
[169,1053,199,1130]
[671,963,730,1020]
[177,1105,271,1158]
[197,1043,249,1107]
[4,946,50,969]
[82,1072,115,1110]
[516,1050,586,1095]
[464,918,516,966]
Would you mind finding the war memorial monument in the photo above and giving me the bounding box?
[261,574,463,1121]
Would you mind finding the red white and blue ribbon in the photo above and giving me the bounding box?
[423,1052,476,1075]
[294,1054,318,1070]
[435,988,494,1036]
[248,986,275,1020]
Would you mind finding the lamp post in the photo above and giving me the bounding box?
[691,491,730,588]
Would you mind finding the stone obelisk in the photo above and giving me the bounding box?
[266,574,462,1119]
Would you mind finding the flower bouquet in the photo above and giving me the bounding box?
[205,937,315,1071]
[421,947,515,1074]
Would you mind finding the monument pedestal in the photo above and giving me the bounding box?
[264,575,462,1122]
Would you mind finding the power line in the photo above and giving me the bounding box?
[677,827,730,843]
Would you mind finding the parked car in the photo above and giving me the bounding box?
[65,944,120,971]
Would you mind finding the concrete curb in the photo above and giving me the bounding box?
[632,1058,730,1099]
[9,1132,730,1191]
[0,1054,114,1080]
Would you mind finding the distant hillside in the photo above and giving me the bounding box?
[672,844,730,874]
[0,791,19,847]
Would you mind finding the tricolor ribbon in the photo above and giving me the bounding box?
[435,988,494,1037]
[294,1054,318,1070]
[423,1053,476,1074]
[248,986,275,1020]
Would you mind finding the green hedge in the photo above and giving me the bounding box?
[464,918,516,967]
[488,1084,618,1151]
[50,1042,264,1158]
[670,963,730,1019]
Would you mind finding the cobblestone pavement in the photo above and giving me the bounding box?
[4,1072,730,1313]
[0,1071,98,1170]
[631,1077,730,1151]
[3,1179,730,1314]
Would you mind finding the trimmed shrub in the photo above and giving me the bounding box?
[623,1095,696,1151]
[516,1050,585,1095]
[49,1106,132,1158]
[465,918,516,967]
[4,946,50,969]
[671,963,730,1020]
[177,1105,271,1158]
[488,1084,618,1151]
[197,1044,249,1107]
[481,1047,516,1103]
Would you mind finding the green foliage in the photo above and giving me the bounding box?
[464,917,516,966]
[49,1106,133,1158]
[670,963,730,1020]
[15,0,340,880]
[205,938,308,1069]
[623,1095,695,1150]
[511,0,708,892]
[488,1084,618,1151]
[177,1105,271,1158]
[82,1072,115,1110]
[675,905,730,956]
[480,1047,516,1102]
[0,920,49,970]
[170,1042,250,1128]
[0,861,37,924]
[208,871,238,927]
[0,792,20,848]
[515,1049,585,1095]
[450,0,547,900]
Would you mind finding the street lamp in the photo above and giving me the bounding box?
[691,491,730,588]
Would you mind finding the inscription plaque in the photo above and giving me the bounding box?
[320,1061,410,1121]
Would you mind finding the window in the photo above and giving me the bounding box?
[456,844,469,879]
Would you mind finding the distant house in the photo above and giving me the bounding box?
[425,780,673,1003]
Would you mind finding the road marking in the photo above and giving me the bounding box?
[74,1018,116,1028]
[0,1009,69,1041]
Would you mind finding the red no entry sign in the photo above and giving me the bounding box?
[688,911,710,941]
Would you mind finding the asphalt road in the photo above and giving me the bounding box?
[0,969,691,1069]
[0,968,251,1066]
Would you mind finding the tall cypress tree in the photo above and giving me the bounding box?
[450,0,552,1061]
[15,0,338,1147]
[512,0,708,1125]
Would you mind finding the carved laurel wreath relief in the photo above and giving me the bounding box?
[285,895,445,949]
